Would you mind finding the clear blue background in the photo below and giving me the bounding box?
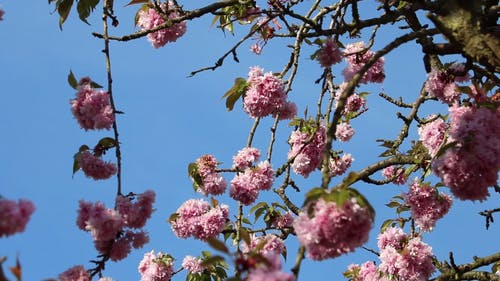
[0,0,498,280]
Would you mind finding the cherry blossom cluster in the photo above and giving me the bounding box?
[136,2,187,48]
[343,42,385,84]
[77,150,117,180]
[170,198,229,240]
[233,147,261,170]
[230,160,274,205]
[345,227,434,281]
[245,253,295,281]
[58,265,90,281]
[194,154,227,196]
[418,115,448,158]
[335,82,367,116]
[288,124,326,177]
[182,255,204,274]
[381,165,407,185]
[377,227,435,281]
[345,261,388,281]
[138,251,174,281]
[432,103,500,201]
[404,179,452,231]
[293,197,373,260]
[328,153,354,177]
[271,211,294,229]
[0,197,35,237]
[70,79,114,131]
[241,234,286,256]
[335,122,355,142]
[243,66,297,119]
[424,63,468,105]
[76,190,155,261]
[317,38,343,68]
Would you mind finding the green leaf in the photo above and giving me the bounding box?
[72,144,89,176]
[241,217,252,225]
[206,238,229,254]
[68,70,78,89]
[76,0,99,25]
[239,227,251,246]
[302,187,327,208]
[188,162,203,190]
[250,202,268,213]
[385,201,401,208]
[125,0,148,6]
[200,255,226,267]
[57,0,74,29]
[90,81,103,88]
[96,137,116,150]
[167,212,179,223]
[222,77,248,111]
[380,219,395,232]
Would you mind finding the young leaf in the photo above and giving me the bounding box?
[206,237,229,254]
[67,70,78,89]
[76,0,99,25]
[125,0,148,6]
[96,137,116,150]
[222,77,248,111]
[57,0,74,29]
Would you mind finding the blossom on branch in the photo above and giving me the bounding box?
[0,198,35,237]
[58,265,91,281]
[136,2,187,48]
[138,251,174,281]
[404,179,452,231]
[70,81,114,131]
[342,42,385,84]
[288,124,326,178]
[77,151,117,180]
[192,154,227,196]
[293,197,373,260]
[230,161,274,205]
[418,115,448,158]
[432,104,500,201]
[316,38,342,68]
[170,198,229,240]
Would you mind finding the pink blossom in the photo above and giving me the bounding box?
[138,251,174,281]
[243,67,287,118]
[273,101,297,120]
[230,161,274,205]
[246,253,295,281]
[233,147,261,170]
[136,3,187,48]
[58,265,90,281]
[335,122,355,142]
[378,228,434,281]
[241,234,286,255]
[432,104,500,201]
[128,230,150,249]
[194,154,227,196]
[109,236,132,261]
[377,227,407,250]
[343,42,385,84]
[317,38,342,68]
[346,261,388,281]
[418,116,448,157]
[288,125,326,177]
[329,153,354,177]
[381,166,407,185]
[0,198,35,237]
[170,199,229,240]
[425,64,468,105]
[293,197,373,260]
[335,83,366,115]
[116,190,156,228]
[182,256,204,274]
[77,200,124,241]
[404,179,452,231]
[251,43,263,55]
[78,151,117,180]
[271,212,294,229]
[71,83,114,130]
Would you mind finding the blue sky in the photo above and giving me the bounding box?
[0,0,498,280]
